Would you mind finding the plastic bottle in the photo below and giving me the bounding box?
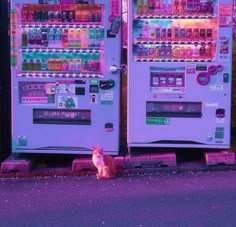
[156,27,161,41]
[186,0,194,16]
[142,21,149,40]
[180,0,187,15]
[88,28,95,47]
[143,0,149,15]
[75,59,82,72]
[48,28,55,46]
[199,28,206,42]
[192,28,199,42]
[28,58,34,71]
[89,4,96,22]
[199,0,208,16]
[148,45,155,59]
[41,28,48,47]
[137,0,143,15]
[155,0,162,16]
[192,44,199,60]
[142,46,149,58]
[28,28,36,46]
[80,28,88,48]
[165,45,172,60]
[155,46,160,59]
[21,5,29,22]
[61,58,69,71]
[162,0,168,16]
[172,46,180,60]
[22,29,28,47]
[193,0,200,17]
[94,5,102,22]
[41,56,48,71]
[185,46,193,60]
[167,28,172,41]
[205,44,212,60]
[75,4,82,22]
[173,27,179,42]
[22,58,28,71]
[206,28,213,42]
[180,28,186,41]
[149,26,156,41]
[68,59,75,71]
[35,28,42,46]
[68,28,74,47]
[160,45,166,59]
[75,28,81,47]
[94,28,102,47]
[55,28,62,47]
[62,28,68,47]
[149,0,156,15]
[28,5,35,22]
[161,28,166,41]
[34,59,41,71]
[186,28,192,41]
[55,58,62,71]
[199,44,206,60]
[173,0,180,16]
[80,5,90,22]
[136,45,143,57]
[179,46,185,59]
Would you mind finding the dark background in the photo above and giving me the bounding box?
[0,0,11,161]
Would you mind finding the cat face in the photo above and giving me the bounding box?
[92,146,103,157]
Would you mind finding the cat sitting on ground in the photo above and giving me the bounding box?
[92,146,117,179]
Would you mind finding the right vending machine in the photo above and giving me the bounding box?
[128,0,233,149]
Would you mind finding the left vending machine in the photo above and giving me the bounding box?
[10,0,121,155]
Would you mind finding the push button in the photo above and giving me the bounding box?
[223,73,229,83]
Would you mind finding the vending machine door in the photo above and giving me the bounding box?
[11,0,121,154]
[128,0,233,149]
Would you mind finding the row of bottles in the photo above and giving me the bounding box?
[22,52,100,72]
[21,27,104,48]
[136,0,214,17]
[21,4,102,23]
[138,24,215,42]
[135,43,215,61]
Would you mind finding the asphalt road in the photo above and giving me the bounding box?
[1,170,236,227]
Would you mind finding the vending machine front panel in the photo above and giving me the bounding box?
[128,0,233,149]
[11,0,121,154]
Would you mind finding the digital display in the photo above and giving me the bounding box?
[33,109,91,125]
[146,101,202,118]
[196,66,207,71]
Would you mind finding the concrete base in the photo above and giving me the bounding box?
[151,153,177,167]
[205,151,235,166]
[114,157,126,169]
[72,158,97,172]
[126,153,176,168]
[1,156,31,173]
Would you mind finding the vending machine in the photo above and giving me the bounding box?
[128,0,233,149]
[10,0,121,154]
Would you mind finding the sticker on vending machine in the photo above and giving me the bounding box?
[219,37,230,61]
[100,91,113,105]
[90,94,98,103]
[219,4,232,27]
[55,81,75,94]
[58,96,78,109]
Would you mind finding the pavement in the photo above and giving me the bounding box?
[1,147,236,179]
[2,170,236,226]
